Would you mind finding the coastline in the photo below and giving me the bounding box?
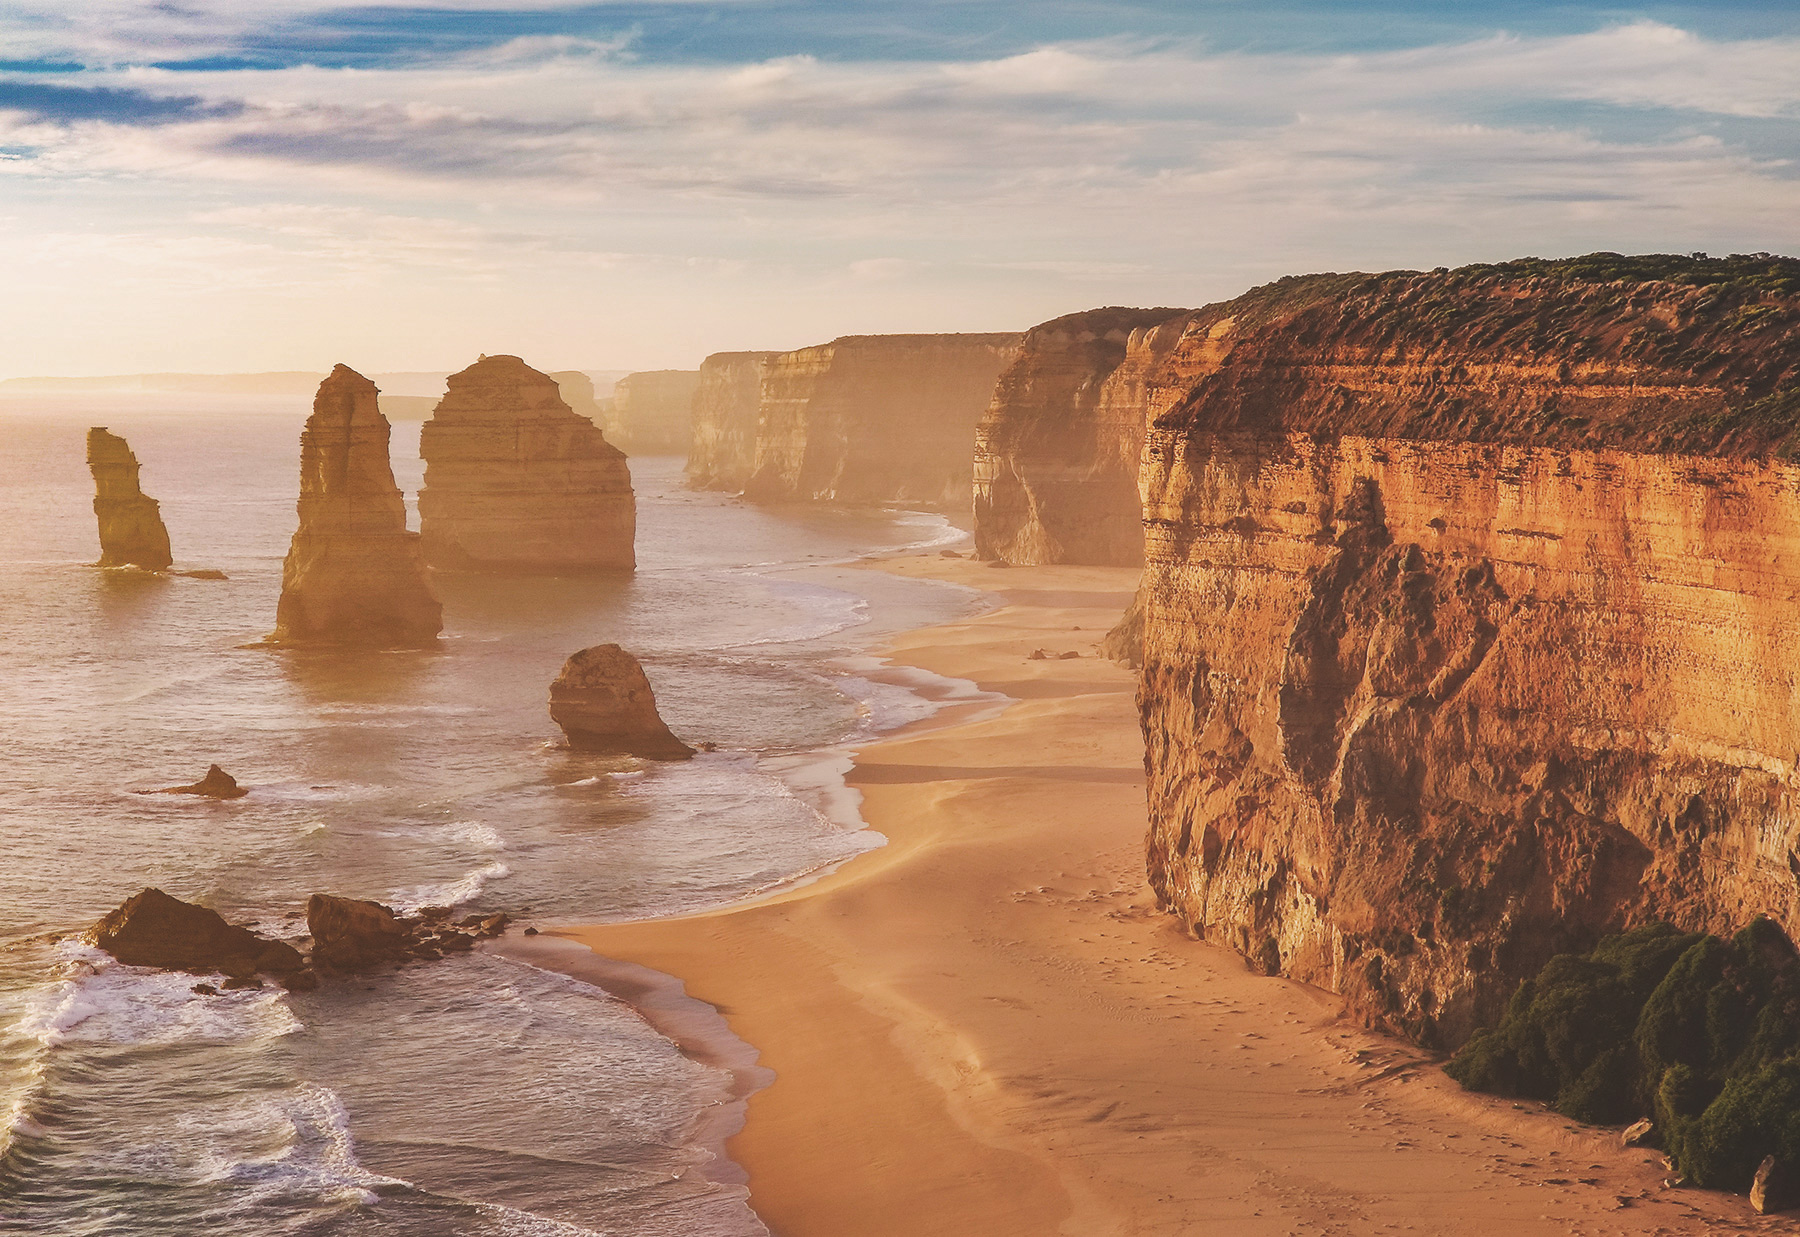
[541,553,1784,1235]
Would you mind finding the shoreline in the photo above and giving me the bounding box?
[537,552,1784,1235]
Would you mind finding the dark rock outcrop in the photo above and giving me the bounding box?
[687,351,777,490]
[744,333,1023,507]
[271,365,442,646]
[90,888,312,988]
[973,308,1192,564]
[306,894,509,972]
[606,369,700,455]
[144,764,248,799]
[86,428,173,571]
[1135,253,1800,1044]
[549,644,694,759]
[419,355,635,573]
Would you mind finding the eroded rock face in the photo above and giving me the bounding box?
[272,365,442,647]
[549,643,694,759]
[1136,254,1800,1045]
[91,888,311,986]
[607,369,700,455]
[744,333,1023,507]
[687,351,777,490]
[86,428,173,571]
[419,355,635,572]
[973,308,1192,564]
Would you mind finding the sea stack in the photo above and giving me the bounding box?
[606,369,701,455]
[418,355,636,572]
[549,644,694,759]
[687,351,777,491]
[86,428,173,571]
[271,365,442,647]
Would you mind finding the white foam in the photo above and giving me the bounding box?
[387,859,513,914]
[376,819,507,852]
[198,1082,404,1207]
[8,943,302,1049]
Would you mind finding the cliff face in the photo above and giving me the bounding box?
[272,365,441,646]
[86,427,173,570]
[745,333,1022,507]
[687,351,776,491]
[419,355,635,573]
[973,308,1193,565]
[607,369,700,455]
[549,370,607,424]
[1137,254,1800,1045]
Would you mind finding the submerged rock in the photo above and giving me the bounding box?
[549,644,694,759]
[144,764,248,799]
[86,428,173,571]
[271,365,442,647]
[90,888,311,987]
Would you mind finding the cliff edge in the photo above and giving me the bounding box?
[1136,253,1800,1044]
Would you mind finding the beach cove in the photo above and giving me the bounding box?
[543,553,1790,1236]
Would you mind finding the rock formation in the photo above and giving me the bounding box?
[973,308,1192,564]
[272,366,442,646]
[90,888,314,989]
[548,370,607,424]
[143,764,248,799]
[86,428,173,571]
[549,643,694,759]
[1134,253,1800,1046]
[306,894,509,971]
[687,351,777,490]
[606,369,700,455]
[744,333,1023,507]
[418,355,636,572]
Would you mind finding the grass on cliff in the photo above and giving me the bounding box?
[1447,919,1800,1192]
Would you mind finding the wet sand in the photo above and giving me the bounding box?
[552,554,1782,1235]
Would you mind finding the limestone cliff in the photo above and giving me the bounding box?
[607,369,700,455]
[973,308,1192,564]
[271,365,442,647]
[1136,253,1800,1045]
[687,351,777,491]
[419,355,635,573]
[86,428,173,571]
[744,333,1022,507]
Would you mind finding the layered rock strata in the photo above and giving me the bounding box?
[1136,253,1800,1045]
[606,369,700,455]
[86,428,173,571]
[744,333,1023,507]
[549,643,694,759]
[271,366,442,646]
[419,355,635,572]
[687,351,777,490]
[974,308,1192,564]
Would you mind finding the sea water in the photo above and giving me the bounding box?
[0,394,988,1235]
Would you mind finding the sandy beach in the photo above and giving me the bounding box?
[545,554,1785,1236]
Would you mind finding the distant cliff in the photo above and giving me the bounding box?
[272,366,441,646]
[744,333,1022,507]
[687,351,776,491]
[1135,253,1800,1044]
[973,308,1192,564]
[86,428,173,571]
[419,356,635,573]
[607,369,700,455]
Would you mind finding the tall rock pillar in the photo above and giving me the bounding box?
[86,428,173,571]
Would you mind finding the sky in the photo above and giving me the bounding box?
[1,1,1797,375]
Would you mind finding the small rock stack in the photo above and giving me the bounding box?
[86,427,173,571]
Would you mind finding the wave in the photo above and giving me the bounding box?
[386,860,513,914]
[196,1082,405,1208]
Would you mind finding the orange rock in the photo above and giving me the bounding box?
[549,643,694,760]
[86,427,172,571]
[607,368,699,455]
[688,351,779,491]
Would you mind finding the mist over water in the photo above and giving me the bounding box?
[0,395,987,1234]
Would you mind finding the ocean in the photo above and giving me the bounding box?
[0,394,989,1235]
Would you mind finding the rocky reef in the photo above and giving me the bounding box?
[687,351,777,491]
[1134,253,1800,1046]
[271,365,442,647]
[86,428,173,571]
[307,894,509,971]
[419,355,636,573]
[142,764,248,799]
[91,888,314,990]
[744,333,1022,507]
[973,308,1191,564]
[606,369,700,455]
[549,643,694,759]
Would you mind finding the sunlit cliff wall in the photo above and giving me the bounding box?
[1136,254,1800,1044]
[687,351,776,491]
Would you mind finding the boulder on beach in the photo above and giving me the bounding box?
[145,764,248,799]
[548,644,695,760]
[90,888,313,988]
